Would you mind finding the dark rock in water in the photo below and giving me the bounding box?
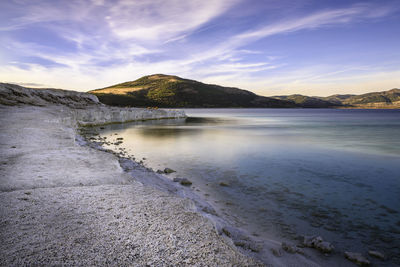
[368,250,385,260]
[234,240,262,253]
[303,236,334,253]
[11,146,16,148]
[100,127,105,129]
[164,168,176,174]
[271,247,283,257]
[222,228,231,237]
[173,177,192,186]
[344,252,370,266]
[116,137,123,140]
[156,170,163,174]
[219,182,229,187]
[201,206,218,216]
[281,242,304,254]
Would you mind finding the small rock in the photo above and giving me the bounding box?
[303,236,333,253]
[156,170,163,174]
[368,250,385,260]
[344,252,370,266]
[317,241,334,253]
[219,182,229,187]
[271,247,283,257]
[11,146,16,148]
[201,206,217,216]
[164,168,176,174]
[222,228,231,237]
[173,178,192,186]
[281,242,304,254]
[116,137,123,140]
[235,241,262,253]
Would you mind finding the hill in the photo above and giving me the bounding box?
[272,94,339,108]
[89,74,295,108]
[272,89,400,108]
[338,89,400,108]
[89,75,399,108]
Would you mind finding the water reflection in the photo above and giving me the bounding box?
[96,109,400,265]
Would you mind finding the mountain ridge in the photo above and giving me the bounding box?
[89,74,400,108]
[89,74,295,108]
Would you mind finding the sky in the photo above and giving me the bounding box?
[0,0,399,96]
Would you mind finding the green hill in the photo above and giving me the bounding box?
[89,74,295,108]
[272,89,400,108]
[272,94,340,108]
[340,89,400,107]
[89,75,399,108]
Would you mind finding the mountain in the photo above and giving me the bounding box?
[89,74,400,108]
[89,74,295,108]
[338,89,400,108]
[273,89,400,108]
[272,94,340,108]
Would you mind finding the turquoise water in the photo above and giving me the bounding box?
[97,109,400,263]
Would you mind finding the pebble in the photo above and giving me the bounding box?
[303,236,334,253]
[172,178,192,186]
[281,242,304,254]
[271,247,283,257]
[164,168,176,174]
[368,250,385,260]
[344,251,370,266]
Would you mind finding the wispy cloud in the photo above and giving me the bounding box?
[232,3,394,48]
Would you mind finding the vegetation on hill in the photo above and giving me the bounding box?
[89,74,295,108]
[273,89,400,108]
[89,74,400,108]
[340,89,400,106]
[272,94,340,108]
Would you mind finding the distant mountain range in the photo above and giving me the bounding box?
[274,89,400,108]
[89,74,400,109]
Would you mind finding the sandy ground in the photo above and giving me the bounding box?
[0,105,262,266]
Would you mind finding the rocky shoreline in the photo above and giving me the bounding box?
[0,83,385,266]
[0,84,263,266]
[83,122,381,267]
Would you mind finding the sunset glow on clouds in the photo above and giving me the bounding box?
[0,0,399,95]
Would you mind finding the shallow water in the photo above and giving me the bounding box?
[97,109,400,264]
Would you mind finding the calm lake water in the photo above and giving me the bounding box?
[97,109,400,263]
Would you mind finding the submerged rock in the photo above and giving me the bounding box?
[281,242,304,254]
[368,250,385,260]
[173,178,192,186]
[271,247,283,257]
[303,236,334,253]
[201,206,218,216]
[219,182,230,187]
[164,168,176,174]
[344,252,370,266]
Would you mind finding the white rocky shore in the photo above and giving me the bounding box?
[0,83,263,266]
[0,83,357,266]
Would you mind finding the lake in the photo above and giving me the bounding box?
[97,108,400,264]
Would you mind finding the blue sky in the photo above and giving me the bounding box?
[0,0,399,96]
